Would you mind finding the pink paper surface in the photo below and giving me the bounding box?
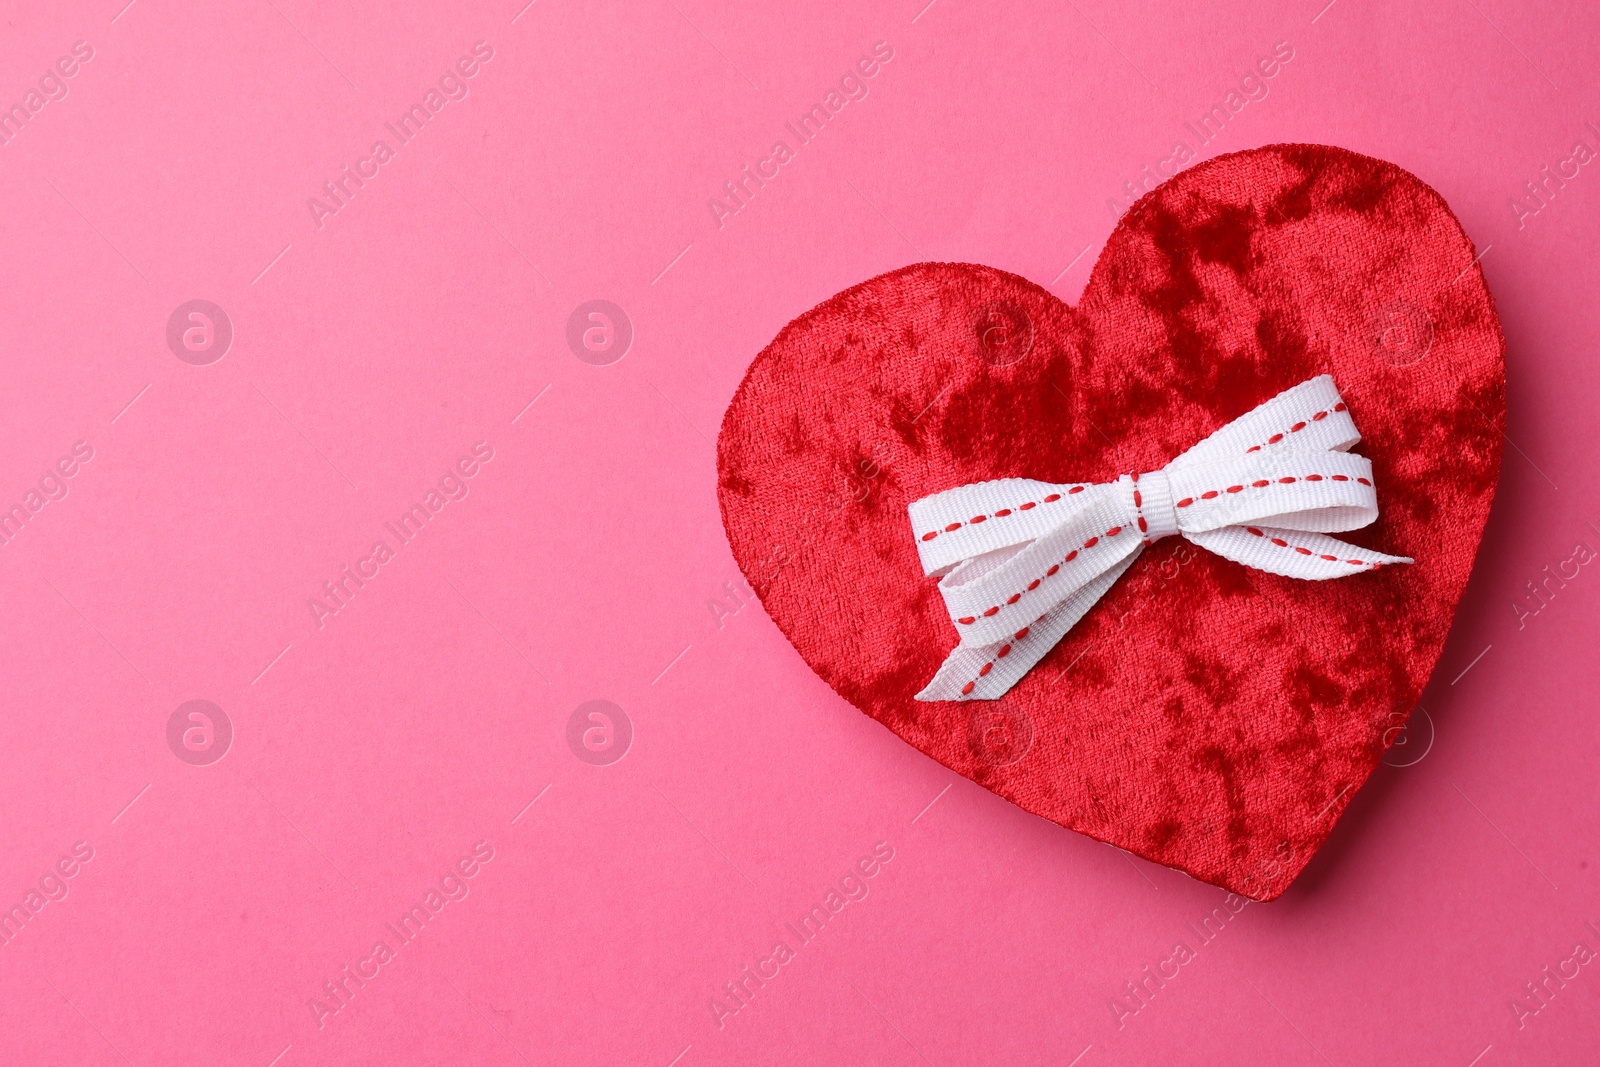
[2,1,1597,1063]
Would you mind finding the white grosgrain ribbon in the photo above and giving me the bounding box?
[907,375,1412,701]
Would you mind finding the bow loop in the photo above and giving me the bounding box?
[910,376,1412,702]
[909,478,1092,578]
[1168,374,1361,466]
[1165,450,1379,534]
[933,489,1139,648]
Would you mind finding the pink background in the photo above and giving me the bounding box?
[2,0,1597,1063]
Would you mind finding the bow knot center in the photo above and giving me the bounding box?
[1116,471,1179,544]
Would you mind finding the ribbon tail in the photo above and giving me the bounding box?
[1187,525,1412,580]
[915,551,1140,702]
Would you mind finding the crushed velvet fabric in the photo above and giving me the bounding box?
[716,144,1504,899]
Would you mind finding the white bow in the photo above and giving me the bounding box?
[908,376,1411,701]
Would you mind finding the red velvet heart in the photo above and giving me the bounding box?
[716,144,1504,899]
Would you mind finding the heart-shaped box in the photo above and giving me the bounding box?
[717,144,1504,899]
